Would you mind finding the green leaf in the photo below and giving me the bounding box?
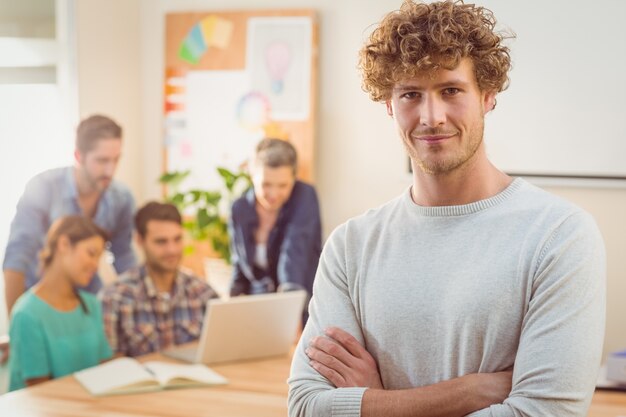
[217,167,237,192]
[204,191,221,206]
[157,166,248,261]
[197,208,211,229]
[190,190,202,203]
[171,192,186,206]
[158,170,190,185]
[210,233,231,262]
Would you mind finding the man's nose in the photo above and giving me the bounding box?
[104,161,117,176]
[166,241,181,255]
[419,95,446,127]
[266,188,277,200]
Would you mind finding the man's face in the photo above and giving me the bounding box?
[138,220,184,274]
[387,58,496,175]
[251,164,296,211]
[76,138,122,192]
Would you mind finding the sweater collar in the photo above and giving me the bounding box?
[404,177,524,217]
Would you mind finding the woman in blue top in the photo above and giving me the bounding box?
[9,215,113,390]
[229,138,322,325]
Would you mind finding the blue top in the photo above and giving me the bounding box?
[9,290,113,391]
[229,181,322,322]
[2,166,137,293]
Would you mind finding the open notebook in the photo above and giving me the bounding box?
[74,357,227,396]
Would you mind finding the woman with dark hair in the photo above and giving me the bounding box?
[9,215,113,390]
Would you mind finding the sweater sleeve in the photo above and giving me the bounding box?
[469,211,606,416]
[288,224,366,417]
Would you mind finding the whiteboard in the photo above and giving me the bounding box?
[478,0,626,179]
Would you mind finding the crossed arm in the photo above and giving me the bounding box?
[290,213,605,417]
[306,327,512,417]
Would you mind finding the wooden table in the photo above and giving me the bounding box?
[589,391,626,417]
[1,353,626,417]
[0,353,292,417]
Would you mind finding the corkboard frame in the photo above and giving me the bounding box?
[163,9,318,184]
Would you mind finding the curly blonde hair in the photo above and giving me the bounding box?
[359,0,513,102]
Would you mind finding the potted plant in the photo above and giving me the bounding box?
[159,167,251,298]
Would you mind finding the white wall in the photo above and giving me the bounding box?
[75,0,626,360]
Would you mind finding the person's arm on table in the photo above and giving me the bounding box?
[26,376,51,386]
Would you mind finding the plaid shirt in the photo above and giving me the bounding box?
[99,266,217,357]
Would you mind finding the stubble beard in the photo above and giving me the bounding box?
[147,256,180,275]
[81,169,109,193]
[406,122,484,176]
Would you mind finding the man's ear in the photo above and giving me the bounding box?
[386,100,393,117]
[134,232,144,249]
[483,91,497,114]
[74,149,82,165]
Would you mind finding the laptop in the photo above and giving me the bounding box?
[163,290,307,365]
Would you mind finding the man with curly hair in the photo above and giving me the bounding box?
[288,1,605,416]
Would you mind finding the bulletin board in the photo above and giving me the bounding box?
[164,9,318,190]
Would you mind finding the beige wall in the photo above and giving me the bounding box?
[76,0,625,360]
[76,0,143,202]
[544,186,626,358]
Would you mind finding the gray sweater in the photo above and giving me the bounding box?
[288,178,606,417]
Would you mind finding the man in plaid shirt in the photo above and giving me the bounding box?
[99,202,217,357]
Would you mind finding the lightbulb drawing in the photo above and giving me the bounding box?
[265,41,292,94]
[236,92,271,132]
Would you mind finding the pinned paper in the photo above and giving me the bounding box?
[209,17,234,49]
[178,16,234,64]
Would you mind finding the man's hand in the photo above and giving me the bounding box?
[306,327,383,389]
[466,370,513,407]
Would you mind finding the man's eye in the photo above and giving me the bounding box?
[401,92,419,99]
[443,88,460,96]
